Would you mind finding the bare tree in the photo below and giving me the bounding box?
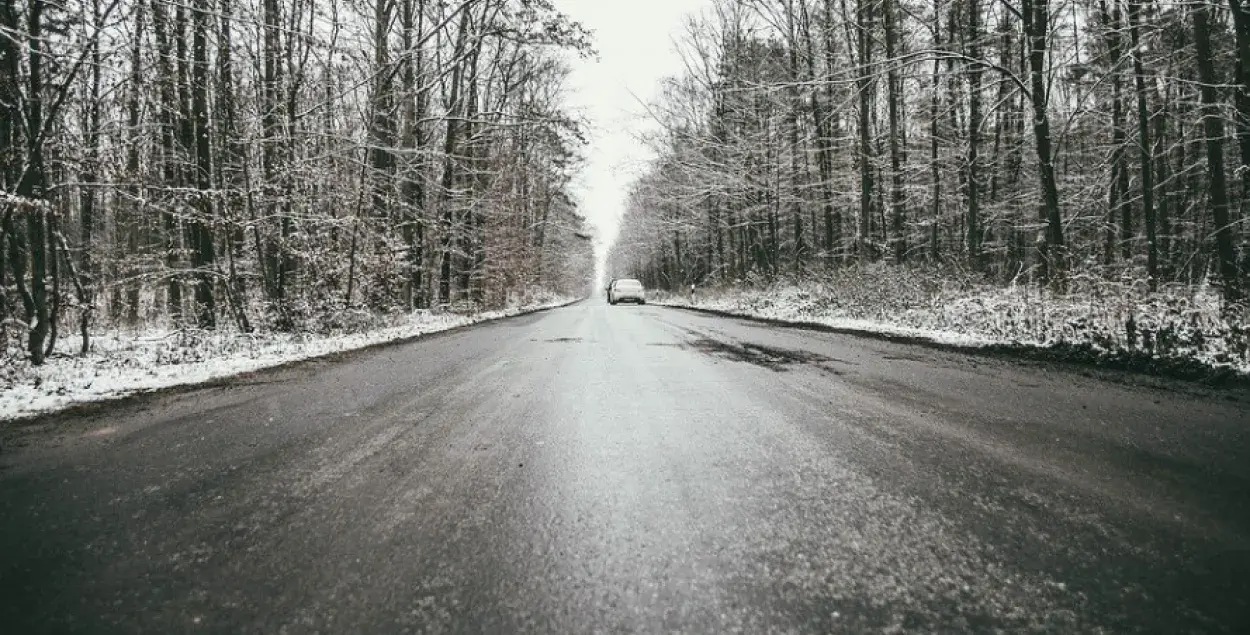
[1192,2,1240,301]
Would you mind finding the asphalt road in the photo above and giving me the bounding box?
[2,301,1249,633]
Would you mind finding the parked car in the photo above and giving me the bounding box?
[607,278,646,305]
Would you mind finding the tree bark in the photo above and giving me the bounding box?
[1100,0,1130,264]
[261,0,291,317]
[1193,4,1241,301]
[820,0,844,261]
[439,8,472,306]
[853,0,875,261]
[123,1,145,324]
[1153,82,1172,278]
[22,0,50,364]
[188,0,217,327]
[370,0,396,221]
[0,0,16,194]
[1126,0,1157,288]
[884,0,906,263]
[1021,0,1064,283]
[785,0,806,272]
[217,0,251,332]
[1227,0,1250,210]
[79,0,102,340]
[966,0,983,266]
[152,0,184,321]
[400,0,428,308]
[928,0,943,261]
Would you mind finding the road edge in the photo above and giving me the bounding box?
[659,303,1250,391]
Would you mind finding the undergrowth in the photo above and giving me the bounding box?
[664,263,1250,382]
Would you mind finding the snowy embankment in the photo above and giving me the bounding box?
[1,296,575,421]
[656,265,1250,382]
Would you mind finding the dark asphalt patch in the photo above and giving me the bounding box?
[683,338,847,374]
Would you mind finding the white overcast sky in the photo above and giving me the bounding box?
[551,0,711,265]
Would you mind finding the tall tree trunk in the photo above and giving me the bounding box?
[821,0,843,261]
[853,0,875,261]
[1193,4,1241,301]
[152,0,184,321]
[1154,84,1173,279]
[1126,0,1157,288]
[0,0,16,194]
[786,0,806,272]
[945,1,963,258]
[804,21,834,265]
[929,0,942,261]
[370,0,395,224]
[884,0,906,262]
[966,0,983,266]
[1228,0,1250,211]
[0,0,16,350]
[1021,0,1064,283]
[122,0,144,324]
[460,23,483,302]
[400,0,428,309]
[1100,0,1130,264]
[188,0,216,327]
[439,8,472,306]
[23,0,50,364]
[218,0,250,332]
[79,0,102,344]
[261,0,290,316]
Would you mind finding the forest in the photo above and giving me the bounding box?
[1,0,596,367]
[609,0,1250,313]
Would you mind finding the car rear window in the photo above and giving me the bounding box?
[616,279,643,289]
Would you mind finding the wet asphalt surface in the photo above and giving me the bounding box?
[1,301,1249,633]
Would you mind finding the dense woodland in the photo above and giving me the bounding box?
[609,0,1250,306]
[1,0,595,365]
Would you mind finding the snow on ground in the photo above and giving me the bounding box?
[656,267,1250,378]
[0,296,575,421]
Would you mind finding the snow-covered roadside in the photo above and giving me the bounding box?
[1,297,576,421]
[655,274,1250,380]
